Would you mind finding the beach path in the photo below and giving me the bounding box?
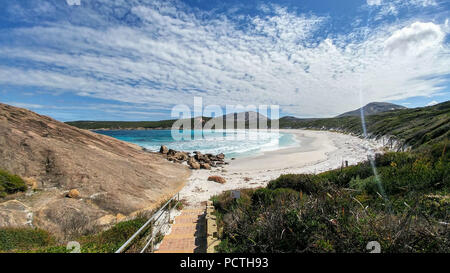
[155,207,206,253]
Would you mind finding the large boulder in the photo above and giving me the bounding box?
[201,163,211,170]
[175,152,189,161]
[194,152,203,161]
[195,153,210,163]
[208,176,226,184]
[159,145,169,154]
[188,158,201,169]
[190,162,201,169]
[67,189,80,198]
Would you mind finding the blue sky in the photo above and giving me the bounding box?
[0,0,449,121]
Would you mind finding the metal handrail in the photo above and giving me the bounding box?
[115,193,180,253]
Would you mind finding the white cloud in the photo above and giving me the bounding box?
[6,102,45,109]
[369,0,441,21]
[66,0,81,6]
[367,0,382,6]
[426,100,438,106]
[0,2,449,117]
[408,0,437,7]
[385,22,445,55]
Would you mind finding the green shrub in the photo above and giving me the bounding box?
[212,188,254,214]
[0,169,27,197]
[317,163,373,187]
[0,184,5,198]
[0,216,154,253]
[251,188,299,207]
[78,216,149,253]
[350,176,380,195]
[0,228,55,252]
[377,158,448,195]
[214,185,449,253]
[374,152,417,167]
[214,140,450,253]
[267,174,322,194]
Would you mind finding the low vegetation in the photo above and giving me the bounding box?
[0,196,184,253]
[212,143,449,253]
[0,216,150,253]
[77,216,150,253]
[0,169,27,198]
[66,117,218,130]
[66,119,180,130]
[0,228,55,252]
[212,102,449,253]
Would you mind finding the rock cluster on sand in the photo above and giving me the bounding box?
[159,145,227,170]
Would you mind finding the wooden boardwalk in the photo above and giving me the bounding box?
[155,207,206,253]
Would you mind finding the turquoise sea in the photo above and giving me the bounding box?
[96,130,298,158]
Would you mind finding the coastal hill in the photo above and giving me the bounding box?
[336,102,406,118]
[66,103,405,130]
[0,103,190,237]
[279,101,449,149]
[209,111,269,128]
[66,111,270,130]
[220,111,268,123]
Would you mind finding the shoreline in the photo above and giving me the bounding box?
[228,129,331,171]
[179,129,385,207]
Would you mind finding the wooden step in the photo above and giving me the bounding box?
[154,207,207,253]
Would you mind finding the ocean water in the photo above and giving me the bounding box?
[96,129,299,158]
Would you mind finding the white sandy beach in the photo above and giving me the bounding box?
[179,129,385,207]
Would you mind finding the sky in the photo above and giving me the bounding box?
[0,0,449,121]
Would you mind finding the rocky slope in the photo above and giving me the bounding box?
[0,103,190,238]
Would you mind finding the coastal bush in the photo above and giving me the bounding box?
[214,140,450,253]
[357,152,448,197]
[349,176,380,195]
[215,185,449,253]
[212,188,254,214]
[267,174,322,194]
[251,188,299,207]
[0,228,55,252]
[78,216,149,253]
[317,163,374,187]
[374,152,417,167]
[0,216,152,253]
[0,169,27,197]
[215,103,449,253]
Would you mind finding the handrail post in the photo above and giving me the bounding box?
[168,201,171,224]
